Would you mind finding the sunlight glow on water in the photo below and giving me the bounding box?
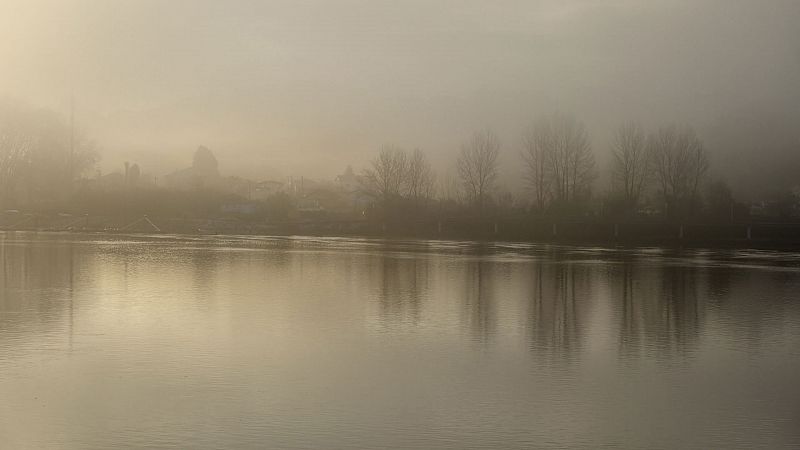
[1,232,799,449]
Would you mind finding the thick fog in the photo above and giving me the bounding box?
[1,0,798,196]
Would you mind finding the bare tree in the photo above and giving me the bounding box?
[522,121,552,211]
[649,126,677,211]
[648,124,709,217]
[548,114,594,205]
[686,133,709,213]
[360,144,409,205]
[523,113,594,210]
[611,121,649,209]
[0,100,100,208]
[457,129,500,213]
[25,109,98,200]
[405,148,436,207]
[0,107,35,206]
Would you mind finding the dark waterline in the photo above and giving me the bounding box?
[1,232,799,449]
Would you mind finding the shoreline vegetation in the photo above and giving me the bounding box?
[2,212,800,250]
[2,103,799,243]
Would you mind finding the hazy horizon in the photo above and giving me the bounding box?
[3,4,800,448]
[2,0,799,195]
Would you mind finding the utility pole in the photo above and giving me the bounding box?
[70,94,75,188]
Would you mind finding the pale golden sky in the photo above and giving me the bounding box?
[1,0,798,182]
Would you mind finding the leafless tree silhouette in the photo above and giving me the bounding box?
[0,101,97,207]
[611,121,650,210]
[649,125,709,217]
[405,148,436,207]
[457,129,500,213]
[0,107,35,206]
[360,145,409,205]
[522,121,552,211]
[522,114,594,211]
[547,114,594,205]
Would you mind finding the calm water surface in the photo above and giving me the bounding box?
[1,232,799,449]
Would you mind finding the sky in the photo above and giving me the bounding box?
[1,0,798,192]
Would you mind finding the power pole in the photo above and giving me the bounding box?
[70,94,75,187]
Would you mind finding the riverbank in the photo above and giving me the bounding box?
[2,211,800,250]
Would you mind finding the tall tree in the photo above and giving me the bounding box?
[523,113,594,211]
[522,121,552,211]
[611,121,649,210]
[360,144,409,205]
[0,100,97,206]
[648,124,709,218]
[26,108,97,199]
[547,113,594,205]
[0,104,34,206]
[457,129,500,213]
[405,148,436,207]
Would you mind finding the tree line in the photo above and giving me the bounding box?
[360,112,719,221]
[0,100,749,222]
[0,100,97,208]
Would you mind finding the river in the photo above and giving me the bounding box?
[1,232,799,448]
